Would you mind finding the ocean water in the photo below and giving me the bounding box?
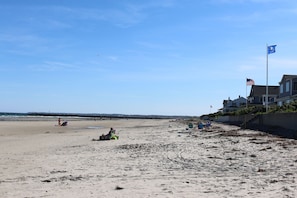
[0,112,102,121]
[0,112,27,117]
[0,112,61,121]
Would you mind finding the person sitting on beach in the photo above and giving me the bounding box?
[58,118,67,126]
[108,128,115,137]
[100,127,118,140]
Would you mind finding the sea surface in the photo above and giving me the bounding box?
[0,112,187,120]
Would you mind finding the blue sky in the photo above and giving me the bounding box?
[1,0,297,116]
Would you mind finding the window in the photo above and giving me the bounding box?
[280,84,283,93]
[286,81,290,92]
[293,82,297,91]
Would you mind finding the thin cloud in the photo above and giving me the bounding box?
[37,1,175,28]
[238,64,258,72]
[46,19,72,29]
[1,2,176,30]
[211,0,297,23]
[137,41,172,50]
[271,58,297,69]
[97,0,176,27]
[30,61,80,72]
[212,0,285,4]
[125,0,175,11]
[0,33,49,55]
[107,56,119,61]
[0,33,44,43]
[218,12,262,23]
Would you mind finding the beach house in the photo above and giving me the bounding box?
[248,85,279,106]
[222,96,247,113]
[276,74,297,106]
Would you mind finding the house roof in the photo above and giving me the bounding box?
[280,74,297,83]
[249,85,279,97]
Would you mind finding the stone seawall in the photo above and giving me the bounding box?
[216,113,297,139]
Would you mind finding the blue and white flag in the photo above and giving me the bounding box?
[267,45,277,54]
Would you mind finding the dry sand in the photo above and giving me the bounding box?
[0,118,296,198]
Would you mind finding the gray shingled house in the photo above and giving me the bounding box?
[248,85,279,106]
[277,74,297,106]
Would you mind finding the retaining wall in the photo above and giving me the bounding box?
[216,113,297,139]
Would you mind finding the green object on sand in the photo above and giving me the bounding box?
[99,133,119,140]
[188,123,193,128]
[110,134,119,140]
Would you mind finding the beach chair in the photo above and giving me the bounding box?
[99,133,119,140]
[188,123,193,128]
[198,122,204,129]
[61,121,68,126]
[205,121,211,128]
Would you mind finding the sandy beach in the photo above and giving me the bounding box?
[0,118,296,198]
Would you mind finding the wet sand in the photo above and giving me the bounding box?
[0,118,296,197]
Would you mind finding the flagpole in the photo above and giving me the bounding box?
[246,78,248,108]
[266,44,269,112]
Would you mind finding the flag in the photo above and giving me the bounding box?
[267,45,277,54]
[246,78,255,86]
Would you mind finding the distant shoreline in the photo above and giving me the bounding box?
[0,112,194,121]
